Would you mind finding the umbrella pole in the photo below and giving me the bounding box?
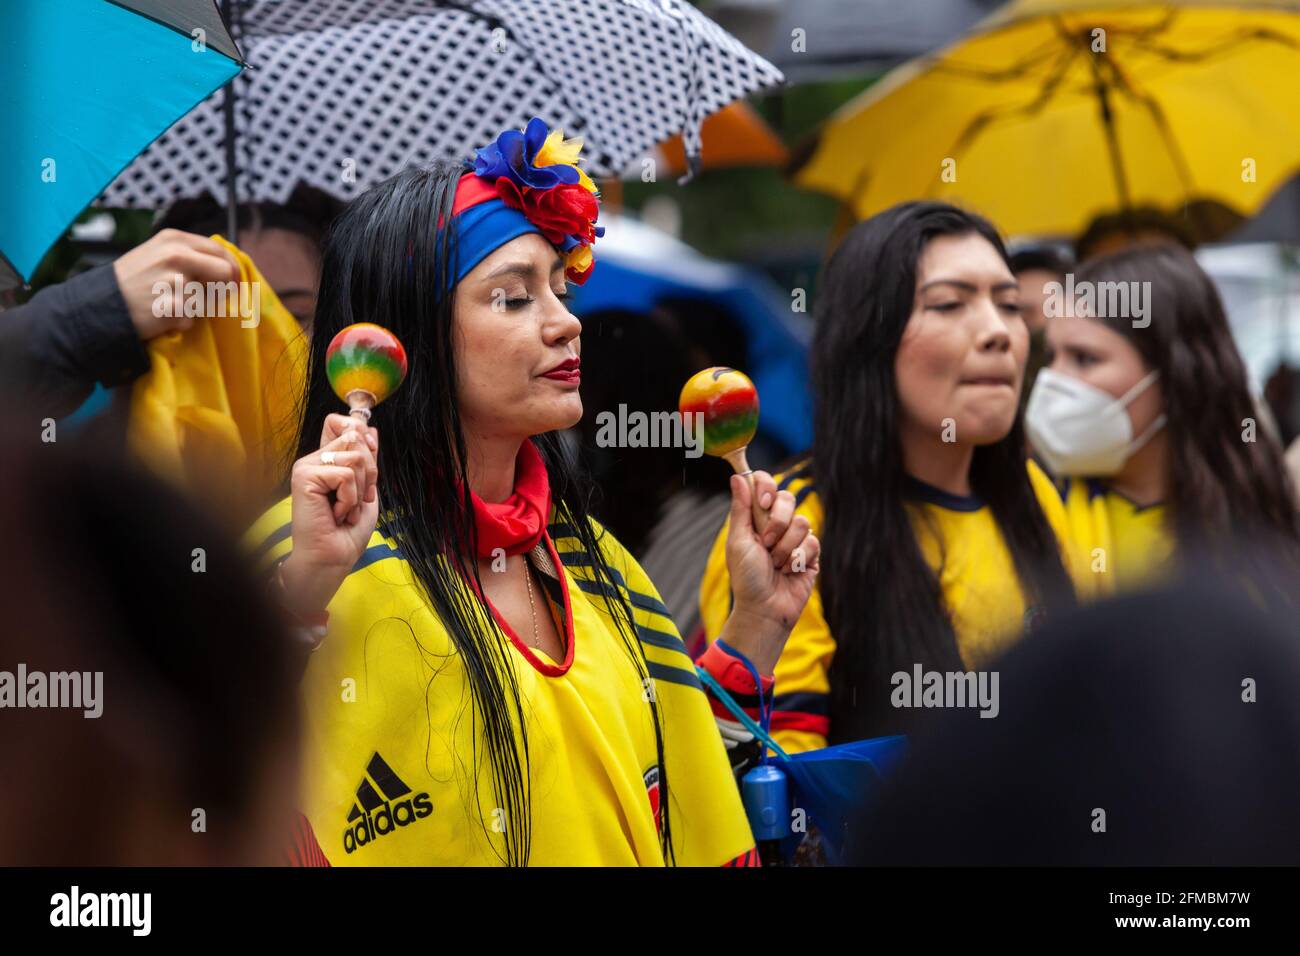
[221,0,240,244]
[1088,52,1132,225]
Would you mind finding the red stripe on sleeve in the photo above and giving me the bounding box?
[284,813,331,867]
[721,846,761,867]
[771,710,830,737]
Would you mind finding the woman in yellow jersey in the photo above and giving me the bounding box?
[246,122,820,867]
[1025,243,1300,597]
[700,202,1080,752]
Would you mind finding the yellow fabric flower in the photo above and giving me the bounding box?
[565,244,593,275]
[536,128,599,195]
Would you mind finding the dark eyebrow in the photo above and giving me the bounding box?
[919,279,1019,293]
[483,257,567,281]
[483,260,537,281]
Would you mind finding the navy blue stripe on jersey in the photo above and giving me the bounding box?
[571,580,694,669]
[635,624,690,656]
[793,483,816,510]
[902,474,984,512]
[253,521,293,564]
[352,541,403,573]
[569,567,670,621]
[776,460,812,491]
[647,661,703,691]
[773,691,830,716]
[547,522,580,542]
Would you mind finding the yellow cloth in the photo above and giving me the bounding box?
[127,236,305,528]
[699,459,1083,754]
[244,499,756,866]
[796,0,1300,239]
[1059,477,1174,597]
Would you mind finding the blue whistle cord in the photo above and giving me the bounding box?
[696,643,790,763]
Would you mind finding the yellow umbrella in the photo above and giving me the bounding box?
[795,0,1300,239]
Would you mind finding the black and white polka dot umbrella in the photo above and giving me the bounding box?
[101,0,785,211]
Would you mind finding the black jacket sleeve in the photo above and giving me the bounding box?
[0,263,151,419]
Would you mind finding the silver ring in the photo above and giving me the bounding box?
[321,450,337,465]
[738,469,754,477]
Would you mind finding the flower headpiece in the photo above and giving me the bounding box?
[449,117,603,286]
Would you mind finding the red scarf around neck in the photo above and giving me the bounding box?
[462,440,552,559]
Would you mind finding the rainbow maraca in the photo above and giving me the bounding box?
[679,367,768,531]
[326,323,409,420]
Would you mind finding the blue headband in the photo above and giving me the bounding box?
[451,197,540,286]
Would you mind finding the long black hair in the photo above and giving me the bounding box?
[811,201,1076,741]
[1073,244,1300,591]
[290,161,674,865]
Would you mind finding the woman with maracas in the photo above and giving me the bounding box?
[246,119,819,867]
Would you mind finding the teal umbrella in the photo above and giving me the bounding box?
[0,0,244,287]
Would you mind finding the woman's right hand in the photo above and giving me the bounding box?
[280,413,381,616]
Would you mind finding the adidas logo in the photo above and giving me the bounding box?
[343,752,432,854]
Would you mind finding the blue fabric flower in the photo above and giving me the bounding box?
[474,117,580,190]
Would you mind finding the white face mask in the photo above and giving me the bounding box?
[1025,367,1167,477]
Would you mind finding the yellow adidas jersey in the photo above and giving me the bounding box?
[1057,477,1174,598]
[246,498,755,866]
[699,459,1081,754]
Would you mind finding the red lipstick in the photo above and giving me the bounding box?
[542,357,580,384]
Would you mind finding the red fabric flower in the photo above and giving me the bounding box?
[495,178,598,247]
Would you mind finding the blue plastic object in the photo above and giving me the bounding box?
[772,735,908,863]
[697,662,908,864]
[741,763,790,842]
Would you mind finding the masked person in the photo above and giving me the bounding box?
[246,120,821,866]
[1026,243,1300,598]
[699,202,1081,752]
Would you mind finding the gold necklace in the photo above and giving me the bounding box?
[522,556,542,649]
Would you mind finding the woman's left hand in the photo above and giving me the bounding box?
[717,471,820,674]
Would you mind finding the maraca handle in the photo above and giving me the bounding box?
[722,447,770,535]
[346,389,376,422]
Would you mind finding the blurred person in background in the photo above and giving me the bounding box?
[1075,207,1197,263]
[575,298,763,649]
[1263,361,1299,448]
[574,306,712,555]
[854,559,1300,865]
[0,185,337,438]
[1026,243,1300,600]
[0,415,302,865]
[0,229,241,426]
[1008,243,1072,416]
[152,185,339,334]
[700,201,1081,752]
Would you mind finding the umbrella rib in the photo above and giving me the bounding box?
[1085,45,1133,215]
[1106,64,1199,208]
[932,42,1081,192]
[933,35,1066,84]
[1095,23,1296,215]
[1140,27,1299,64]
